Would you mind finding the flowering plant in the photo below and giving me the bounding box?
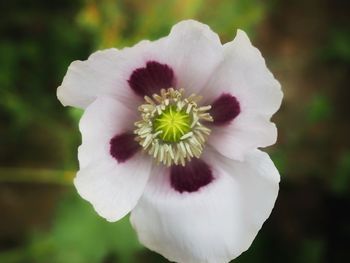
[58,20,282,263]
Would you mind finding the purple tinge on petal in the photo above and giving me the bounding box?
[110,133,140,163]
[128,61,175,97]
[170,158,214,193]
[209,93,240,125]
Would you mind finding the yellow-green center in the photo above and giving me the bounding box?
[153,105,191,142]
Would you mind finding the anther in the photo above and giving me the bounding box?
[134,87,213,166]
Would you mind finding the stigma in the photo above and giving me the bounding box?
[134,88,213,166]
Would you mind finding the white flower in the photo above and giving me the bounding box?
[57,20,283,263]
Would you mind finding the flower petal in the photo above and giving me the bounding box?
[202,29,283,115]
[208,112,277,161]
[78,96,138,168]
[57,20,224,109]
[76,97,151,222]
[110,132,140,163]
[57,40,162,109]
[161,20,223,94]
[170,158,214,193]
[202,30,282,160]
[130,149,280,263]
[58,49,132,109]
[209,93,241,125]
[128,61,175,97]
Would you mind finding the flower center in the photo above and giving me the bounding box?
[153,105,191,142]
[134,88,213,166]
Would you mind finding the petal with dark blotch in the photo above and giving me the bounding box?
[170,158,214,193]
[76,97,152,222]
[128,61,175,97]
[110,133,140,163]
[210,93,240,125]
[130,148,280,263]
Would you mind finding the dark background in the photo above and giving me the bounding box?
[0,0,349,262]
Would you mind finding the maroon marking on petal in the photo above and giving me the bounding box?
[209,93,240,125]
[170,158,214,193]
[128,61,175,97]
[110,133,140,163]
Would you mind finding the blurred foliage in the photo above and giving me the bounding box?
[0,191,142,263]
[1,0,350,262]
[76,0,265,48]
[332,151,350,195]
[307,94,332,124]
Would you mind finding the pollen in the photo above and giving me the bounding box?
[134,88,213,166]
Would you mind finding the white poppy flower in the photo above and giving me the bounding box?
[57,20,283,263]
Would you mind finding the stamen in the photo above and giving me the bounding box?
[180,132,193,140]
[134,88,213,166]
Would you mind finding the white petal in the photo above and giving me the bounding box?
[58,20,223,109]
[209,112,277,161]
[130,149,280,263]
[75,97,151,222]
[57,41,159,109]
[203,29,282,160]
[78,96,137,168]
[161,20,223,94]
[203,29,283,115]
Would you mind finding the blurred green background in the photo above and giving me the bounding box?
[0,0,349,262]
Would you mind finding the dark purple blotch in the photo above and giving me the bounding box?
[110,133,140,163]
[128,61,175,97]
[170,158,214,193]
[209,93,240,125]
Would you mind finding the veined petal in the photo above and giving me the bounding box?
[130,148,280,263]
[203,29,283,160]
[76,97,151,222]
